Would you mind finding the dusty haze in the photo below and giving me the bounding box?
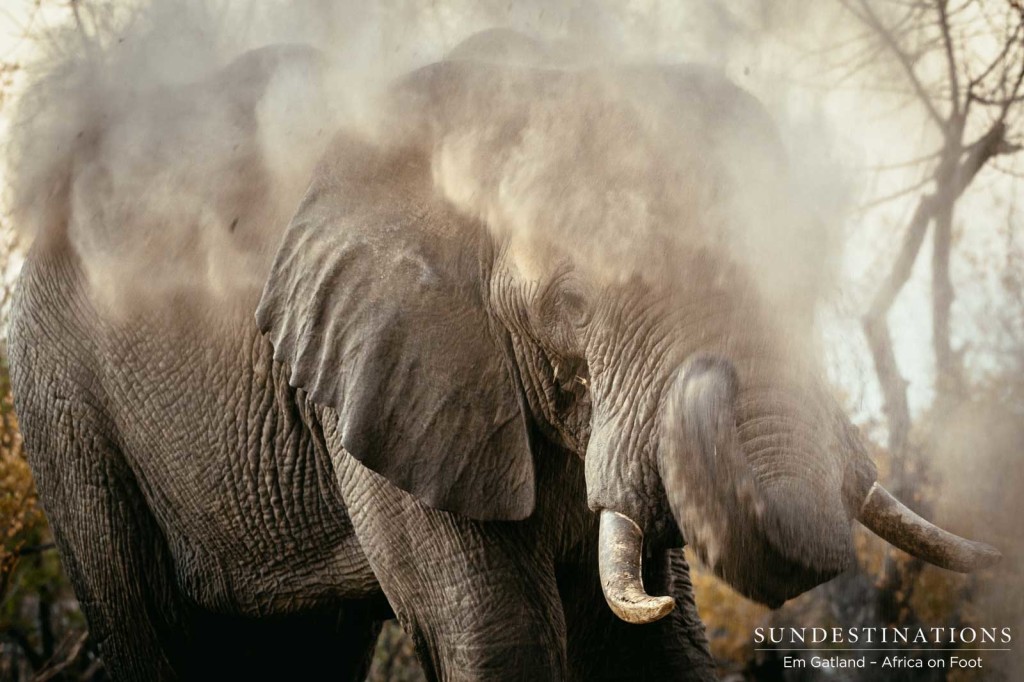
[6,0,843,325]
[4,1,1020,673]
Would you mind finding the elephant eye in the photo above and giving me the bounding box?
[536,267,593,335]
[559,287,591,328]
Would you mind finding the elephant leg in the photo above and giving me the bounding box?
[558,546,716,681]
[333,448,568,681]
[24,426,187,679]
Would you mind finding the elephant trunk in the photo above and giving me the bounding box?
[594,353,846,621]
[657,355,855,607]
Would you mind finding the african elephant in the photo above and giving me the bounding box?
[9,32,999,681]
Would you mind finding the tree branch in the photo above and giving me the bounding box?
[953,120,1015,196]
[863,193,937,460]
[857,172,937,210]
[866,194,937,324]
[33,631,91,682]
[852,0,948,129]
[12,542,56,557]
[966,21,1022,92]
[937,0,962,118]
[931,198,962,401]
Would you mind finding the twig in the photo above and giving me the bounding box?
[937,0,962,118]
[13,542,56,557]
[34,631,90,682]
[849,0,948,129]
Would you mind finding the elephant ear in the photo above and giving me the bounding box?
[255,136,535,521]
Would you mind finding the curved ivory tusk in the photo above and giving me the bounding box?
[598,509,675,624]
[859,482,1001,572]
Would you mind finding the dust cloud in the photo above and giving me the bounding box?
[6,0,1021,669]
[6,0,846,326]
[924,398,1023,679]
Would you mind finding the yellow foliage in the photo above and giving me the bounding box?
[0,372,45,598]
[688,548,770,666]
[909,564,965,624]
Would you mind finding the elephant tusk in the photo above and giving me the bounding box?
[858,482,1001,573]
[598,509,675,624]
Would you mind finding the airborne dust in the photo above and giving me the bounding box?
[4,0,1021,677]
[7,0,845,314]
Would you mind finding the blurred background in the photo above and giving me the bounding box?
[0,1,1021,679]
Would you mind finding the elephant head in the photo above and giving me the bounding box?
[255,54,999,623]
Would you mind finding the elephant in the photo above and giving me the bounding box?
[8,32,1000,681]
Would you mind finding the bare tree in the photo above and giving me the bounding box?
[843,0,1023,469]
[833,0,1024,631]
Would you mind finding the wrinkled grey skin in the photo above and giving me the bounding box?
[9,41,715,681]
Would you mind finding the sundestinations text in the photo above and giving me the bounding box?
[755,627,1011,645]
